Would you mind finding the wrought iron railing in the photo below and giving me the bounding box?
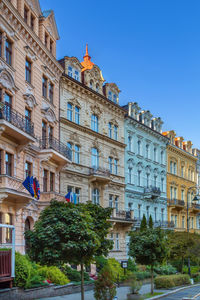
[0,104,34,136]
[133,218,174,229]
[115,210,132,220]
[191,203,200,210]
[144,186,161,196]
[168,199,185,206]
[38,137,72,161]
[89,167,110,177]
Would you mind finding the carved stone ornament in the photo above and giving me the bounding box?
[90,104,102,116]
[110,148,118,158]
[69,132,80,144]
[0,69,17,93]
[68,97,81,108]
[23,93,37,109]
[110,118,118,126]
[41,102,57,124]
[24,46,37,61]
[127,158,135,167]
[92,140,100,151]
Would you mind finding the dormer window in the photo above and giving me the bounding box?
[90,80,93,89]
[108,91,112,101]
[113,94,117,103]
[74,70,80,81]
[68,66,73,77]
[96,83,99,92]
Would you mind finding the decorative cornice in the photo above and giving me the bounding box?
[167,144,197,162]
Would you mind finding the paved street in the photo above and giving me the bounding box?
[160,285,200,300]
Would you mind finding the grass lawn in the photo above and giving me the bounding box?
[142,292,163,299]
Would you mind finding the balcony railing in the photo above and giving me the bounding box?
[168,199,185,206]
[38,137,72,161]
[190,203,200,210]
[144,186,161,198]
[133,218,174,229]
[0,105,34,137]
[111,209,134,222]
[89,167,110,177]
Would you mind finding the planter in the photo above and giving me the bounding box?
[127,293,142,300]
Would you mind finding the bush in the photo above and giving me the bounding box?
[155,274,190,289]
[148,264,177,275]
[95,256,108,272]
[25,274,47,289]
[129,274,142,294]
[61,265,89,282]
[135,271,151,280]
[14,252,32,288]
[38,266,69,285]
[107,258,125,282]
[127,258,137,273]
[94,265,116,300]
[183,266,200,275]
[192,273,200,283]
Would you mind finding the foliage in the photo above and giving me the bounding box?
[147,264,177,275]
[154,274,190,289]
[94,265,116,300]
[14,252,32,288]
[129,274,142,294]
[192,273,200,283]
[135,271,152,280]
[25,274,47,289]
[142,292,163,299]
[183,265,200,275]
[38,266,69,285]
[127,258,137,272]
[148,215,153,229]
[61,265,89,282]
[107,258,125,282]
[95,256,108,272]
[140,214,147,231]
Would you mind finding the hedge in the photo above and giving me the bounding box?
[38,266,70,285]
[155,274,190,289]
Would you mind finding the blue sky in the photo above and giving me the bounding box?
[40,0,200,148]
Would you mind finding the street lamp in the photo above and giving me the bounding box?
[186,186,200,276]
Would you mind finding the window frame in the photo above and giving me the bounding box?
[25,58,32,84]
[5,38,12,66]
[91,114,99,132]
[42,76,47,98]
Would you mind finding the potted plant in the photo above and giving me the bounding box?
[127,274,142,300]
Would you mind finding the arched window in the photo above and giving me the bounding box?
[92,188,100,205]
[146,144,149,159]
[137,140,141,155]
[128,167,133,184]
[67,102,73,121]
[91,147,99,168]
[128,136,132,152]
[91,114,98,132]
[161,151,164,164]
[154,147,157,162]
[75,106,80,124]
[90,80,93,89]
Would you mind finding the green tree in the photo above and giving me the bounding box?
[140,214,147,231]
[129,228,168,294]
[94,265,116,300]
[25,200,113,300]
[148,215,153,229]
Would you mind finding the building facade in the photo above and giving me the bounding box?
[0,0,71,253]
[59,47,133,261]
[124,102,169,233]
[163,131,200,232]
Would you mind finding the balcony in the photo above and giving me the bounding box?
[89,167,111,184]
[38,137,72,167]
[0,175,33,206]
[133,218,174,230]
[40,191,65,203]
[143,186,161,199]
[168,199,185,210]
[0,105,35,145]
[190,203,200,212]
[109,208,134,225]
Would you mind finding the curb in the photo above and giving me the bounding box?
[145,284,200,300]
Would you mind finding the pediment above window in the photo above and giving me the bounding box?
[110,148,118,158]
[68,97,81,108]
[23,93,37,109]
[41,102,57,124]
[0,69,17,93]
[69,132,80,144]
[127,158,135,167]
[110,118,118,126]
[90,104,102,116]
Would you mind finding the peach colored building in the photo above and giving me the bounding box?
[0,0,71,253]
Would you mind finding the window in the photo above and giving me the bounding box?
[161,208,164,223]
[0,32,2,57]
[91,148,99,168]
[42,121,47,140]
[92,188,100,205]
[109,195,113,208]
[154,147,157,161]
[170,161,173,173]
[30,14,35,31]
[146,206,150,221]
[67,103,73,121]
[0,150,2,175]
[108,91,112,100]
[5,213,12,243]
[67,142,72,160]
[4,92,12,121]
[138,170,141,186]
[161,178,164,192]
[154,207,157,222]
[128,136,132,152]
[114,159,118,175]
[191,217,194,229]
[91,114,98,132]
[116,233,119,250]
[74,106,80,124]
[96,83,99,92]
[115,196,119,212]
[43,169,48,192]
[5,39,12,65]
[174,215,177,227]
[25,59,31,83]
[45,33,48,48]
[108,157,112,173]
[146,173,150,188]
[49,83,54,103]
[108,122,112,138]
[146,144,149,159]
[110,233,114,249]
[68,66,73,77]
[138,204,141,220]
[75,188,81,203]
[114,125,118,140]
[42,76,47,98]
[90,80,93,89]
[181,166,184,177]
[174,187,177,200]
[181,189,185,201]
[173,162,177,175]
[128,167,133,184]
[171,214,174,224]
[5,152,12,176]
[48,126,53,141]
[50,172,54,191]
[154,175,157,187]
[137,140,141,155]
[113,94,117,104]
[161,151,164,164]
[74,145,80,164]
[25,161,31,177]
[182,216,185,228]
[25,108,31,133]
[24,6,28,23]
[50,39,53,53]
[74,70,80,81]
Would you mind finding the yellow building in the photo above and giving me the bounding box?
[163,131,200,233]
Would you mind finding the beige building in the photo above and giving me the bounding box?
[59,47,134,261]
[0,0,71,253]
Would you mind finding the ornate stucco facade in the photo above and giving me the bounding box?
[163,131,200,232]
[59,48,133,261]
[124,102,170,238]
[0,0,71,253]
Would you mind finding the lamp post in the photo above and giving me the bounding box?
[186,186,200,276]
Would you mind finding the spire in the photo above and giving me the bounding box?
[81,44,94,72]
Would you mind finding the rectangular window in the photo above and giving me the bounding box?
[114,159,118,175]
[0,150,2,175]
[74,145,80,164]
[50,172,54,192]
[108,122,112,138]
[45,33,48,48]
[170,186,173,199]
[161,208,164,223]
[0,32,2,57]
[108,91,112,101]
[91,148,99,168]
[108,157,112,173]
[154,207,157,222]
[4,92,12,122]
[25,161,32,178]
[67,186,73,193]
[43,169,48,192]
[182,216,185,228]
[109,194,113,208]
[154,175,157,187]
[91,114,98,132]
[42,121,47,141]
[181,166,184,177]
[128,168,132,184]
[146,206,149,221]
[174,162,177,175]
[48,125,53,141]
[115,196,119,213]
[175,215,177,227]
[25,59,32,83]
[114,125,118,140]
[75,106,80,124]
[181,189,185,201]
[25,108,32,133]
[67,103,73,121]
[138,170,141,186]
[110,233,114,249]
[30,14,35,30]
[138,140,141,155]
[170,161,173,173]
[5,152,12,176]
[24,6,28,23]
[138,204,141,220]
[42,76,47,98]
[128,136,132,152]
[75,187,80,203]
[68,66,73,77]
[5,39,12,65]
[116,233,119,250]
[50,39,53,53]
[74,70,80,81]
[146,173,150,187]
[174,187,177,200]
[161,178,164,192]
[49,82,54,103]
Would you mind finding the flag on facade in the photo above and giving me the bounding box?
[33,177,40,200]
[65,192,73,203]
[33,178,37,199]
[36,178,40,200]
[22,176,35,197]
[73,193,77,204]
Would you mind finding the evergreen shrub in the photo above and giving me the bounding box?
[154,274,190,289]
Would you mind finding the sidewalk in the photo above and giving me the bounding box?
[38,284,171,300]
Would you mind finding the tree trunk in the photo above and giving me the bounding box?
[151,265,154,295]
[81,263,84,300]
